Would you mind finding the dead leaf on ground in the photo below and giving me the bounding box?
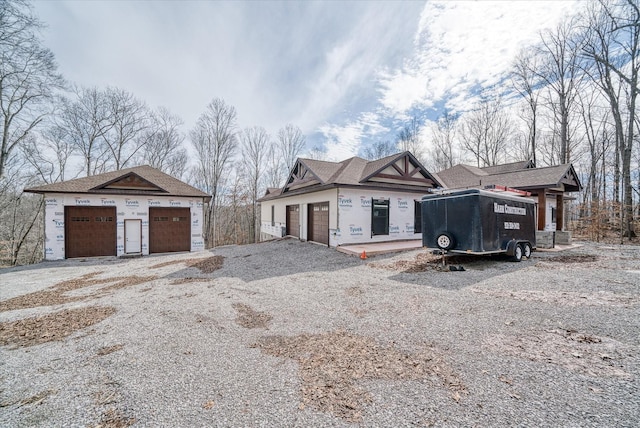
[232,303,272,329]
[95,407,135,428]
[498,376,513,385]
[0,273,156,312]
[486,329,633,378]
[203,400,215,409]
[545,254,599,263]
[150,256,224,274]
[186,256,224,273]
[0,306,116,348]
[96,344,124,356]
[252,330,466,422]
[0,389,56,408]
[170,277,208,285]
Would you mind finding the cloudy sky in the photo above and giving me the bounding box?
[34,0,581,161]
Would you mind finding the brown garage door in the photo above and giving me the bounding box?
[308,202,329,245]
[149,207,191,253]
[65,206,116,258]
[286,205,300,237]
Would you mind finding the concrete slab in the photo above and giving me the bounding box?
[337,240,423,257]
[536,243,583,252]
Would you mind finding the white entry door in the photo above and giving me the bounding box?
[125,219,142,253]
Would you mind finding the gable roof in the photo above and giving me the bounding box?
[259,151,442,201]
[481,160,535,175]
[24,165,211,201]
[437,162,581,193]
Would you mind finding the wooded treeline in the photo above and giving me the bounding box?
[1,0,638,266]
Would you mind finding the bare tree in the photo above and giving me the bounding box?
[277,124,306,177]
[20,126,74,184]
[305,145,329,161]
[190,98,238,247]
[396,115,425,160]
[103,87,149,170]
[264,143,284,189]
[58,87,114,176]
[577,88,610,217]
[429,110,459,170]
[0,0,64,179]
[361,140,397,160]
[535,17,585,164]
[459,97,514,167]
[511,49,543,165]
[582,0,640,238]
[0,156,43,266]
[138,106,187,178]
[240,126,270,243]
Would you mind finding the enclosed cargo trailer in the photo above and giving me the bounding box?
[421,189,536,261]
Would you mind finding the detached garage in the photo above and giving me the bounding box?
[25,165,210,260]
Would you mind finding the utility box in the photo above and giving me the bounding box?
[421,189,536,261]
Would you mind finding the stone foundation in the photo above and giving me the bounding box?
[555,231,572,245]
[536,231,555,249]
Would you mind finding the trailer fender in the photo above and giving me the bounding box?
[505,240,519,257]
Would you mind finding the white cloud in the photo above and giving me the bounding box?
[378,0,582,116]
[33,1,585,165]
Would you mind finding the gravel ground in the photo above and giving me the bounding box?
[0,239,638,427]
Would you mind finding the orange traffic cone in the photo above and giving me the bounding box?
[360,250,367,260]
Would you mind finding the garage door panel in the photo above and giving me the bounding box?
[149,207,190,253]
[286,205,299,238]
[65,207,116,258]
[308,202,329,245]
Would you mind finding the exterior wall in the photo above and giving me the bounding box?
[43,193,205,260]
[260,187,426,247]
[260,188,338,241]
[531,194,557,232]
[334,188,423,246]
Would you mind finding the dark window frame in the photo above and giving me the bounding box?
[371,198,390,236]
[414,200,422,234]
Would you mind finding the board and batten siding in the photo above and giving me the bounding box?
[42,194,205,260]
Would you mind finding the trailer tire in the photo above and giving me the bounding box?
[436,232,455,250]
[512,244,523,262]
[522,242,532,259]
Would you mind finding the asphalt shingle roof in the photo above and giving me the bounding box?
[259,152,440,201]
[24,165,210,200]
[437,163,581,192]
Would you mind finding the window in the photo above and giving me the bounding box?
[371,199,389,236]
[414,201,422,234]
[551,207,557,223]
[95,216,113,222]
[271,205,275,226]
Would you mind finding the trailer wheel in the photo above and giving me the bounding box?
[522,242,532,259]
[436,232,455,250]
[512,244,523,262]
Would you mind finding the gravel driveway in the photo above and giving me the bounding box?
[1,239,638,427]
